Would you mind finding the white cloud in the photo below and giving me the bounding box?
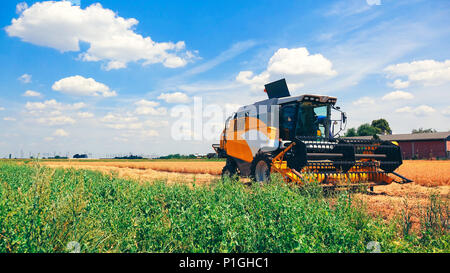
[387,79,410,89]
[100,113,138,123]
[77,112,94,118]
[158,92,190,103]
[135,99,159,107]
[143,130,159,137]
[236,47,336,90]
[16,2,28,14]
[37,116,76,126]
[44,137,54,142]
[52,75,117,97]
[53,129,69,137]
[366,0,381,6]
[25,99,86,111]
[135,107,167,116]
[113,137,128,142]
[395,105,436,115]
[100,111,167,133]
[267,48,337,76]
[6,1,195,70]
[0,107,5,111]
[395,106,413,113]
[49,110,62,116]
[414,105,436,115]
[382,90,414,101]
[352,96,375,106]
[144,120,169,127]
[103,61,127,71]
[100,113,161,130]
[25,100,84,127]
[3,117,16,121]
[442,107,450,116]
[384,59,450,86]
[18,73,31,83]
[23,90,42,97]
[106,123,143,130]
[134,100,167,115]
[236,71,271,90]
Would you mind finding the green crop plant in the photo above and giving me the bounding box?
[0,161,448,253]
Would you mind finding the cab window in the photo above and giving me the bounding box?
[280,103,297,140]
[314,106,327,137]
[296,103,329,137]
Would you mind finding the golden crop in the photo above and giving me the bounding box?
[41,160,449,187]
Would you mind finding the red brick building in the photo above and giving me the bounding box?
[345,132,450,159]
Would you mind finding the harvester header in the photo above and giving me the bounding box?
[213,78,411,189]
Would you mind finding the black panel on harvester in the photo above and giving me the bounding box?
[265,78,291,99]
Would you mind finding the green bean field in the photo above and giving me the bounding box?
[0,161,448,253]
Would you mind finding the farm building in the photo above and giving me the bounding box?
[345,131,450,159]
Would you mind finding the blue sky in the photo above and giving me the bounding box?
[0,0,449,158]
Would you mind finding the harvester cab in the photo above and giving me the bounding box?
[213,79,411,188]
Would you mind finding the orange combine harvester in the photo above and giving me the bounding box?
[213,79,412,189]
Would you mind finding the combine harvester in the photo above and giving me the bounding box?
[213,79,411,189]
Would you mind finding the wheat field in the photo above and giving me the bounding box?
[393,160,450,186]
[41,160,450,187]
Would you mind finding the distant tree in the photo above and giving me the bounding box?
[344,118,392,137]
[158,153,199,159]
[371,118,392,135]
[114,155,143,159]
[412,128,437,134]
[357,123,380,136]
[344,128,357,137]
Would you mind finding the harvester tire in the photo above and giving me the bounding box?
[250,153,272,183]
[222,157,237,180]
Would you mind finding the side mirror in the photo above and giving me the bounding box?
[332,120,338,136]
[342,112,347,123]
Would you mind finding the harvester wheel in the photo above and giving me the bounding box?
[250,153,272,183]
[222,157,237,180]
